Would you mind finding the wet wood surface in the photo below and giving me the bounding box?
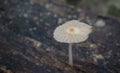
[0,0,120,73]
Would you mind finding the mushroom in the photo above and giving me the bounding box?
[53,20,92,66]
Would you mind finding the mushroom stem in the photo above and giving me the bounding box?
[68,43,73,66]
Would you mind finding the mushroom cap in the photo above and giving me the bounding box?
[53,20,92,43]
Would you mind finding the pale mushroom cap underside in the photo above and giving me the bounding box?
[53,20,92,43]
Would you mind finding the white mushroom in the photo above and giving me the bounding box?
[53,20,92,66]
[95,19,106,27]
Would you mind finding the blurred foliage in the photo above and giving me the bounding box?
[66,0,120,18]
[108,5,120,17]
[66,0,80,5]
